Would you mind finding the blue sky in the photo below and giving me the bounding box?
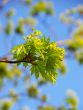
[0,0,83,110]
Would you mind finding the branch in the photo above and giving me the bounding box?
[0,53,38,64]
[0,93,27,99]
[56,39,71,46]
[0,59,38,65]
[0,93,44,103]
[0,60,28,64]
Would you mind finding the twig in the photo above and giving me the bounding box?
[0,60,28,64]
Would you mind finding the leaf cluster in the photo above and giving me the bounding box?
[11,30,65,83]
